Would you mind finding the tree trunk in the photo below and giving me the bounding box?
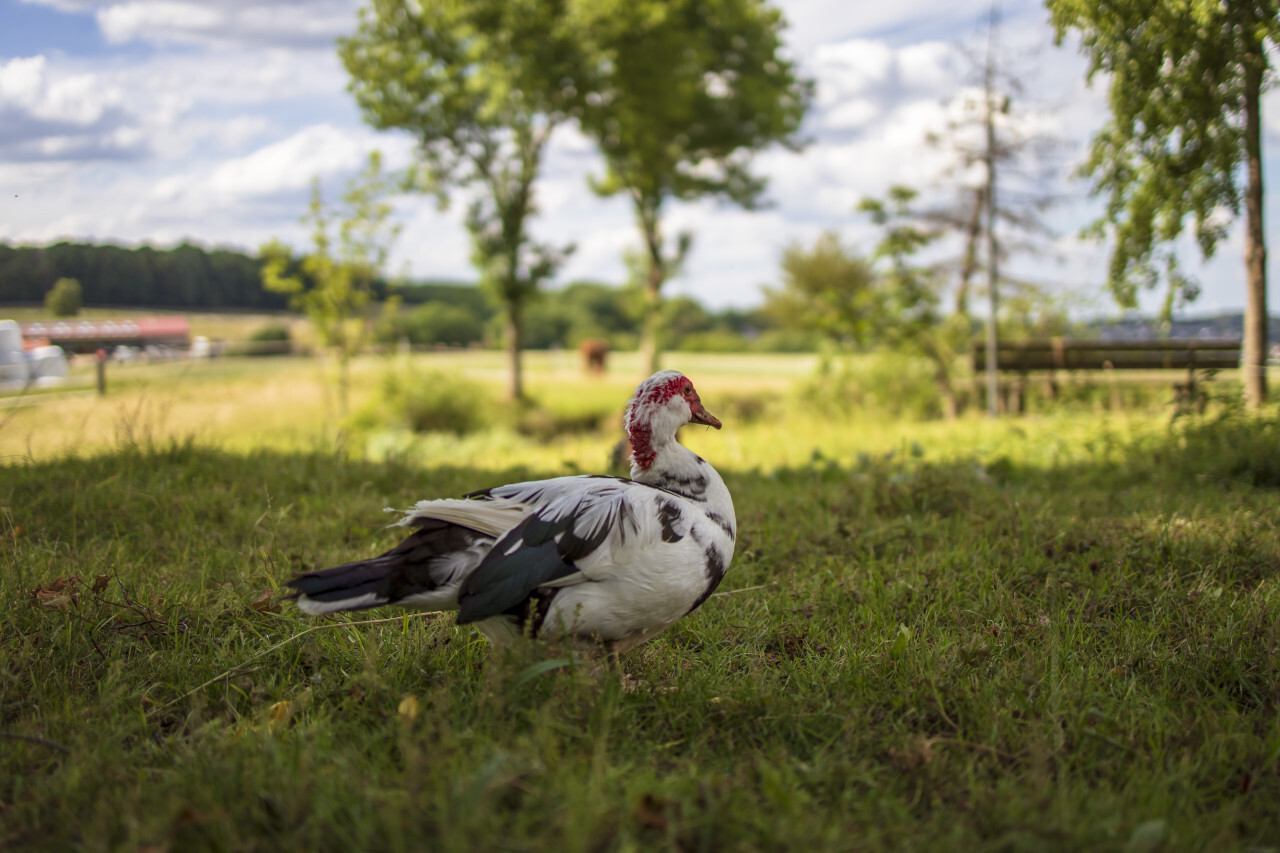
[1242,32,1268,408]
[956,186,985,316]
[923,339,960,419]
[337,355,350,419]
[983,17,1000,420]
[640,212,665,376]
[505,307,524,401]
[640,273,662,375]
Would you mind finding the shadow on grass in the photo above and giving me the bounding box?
[2,420,1279,850]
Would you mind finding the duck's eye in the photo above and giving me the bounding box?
[684,385,693,395]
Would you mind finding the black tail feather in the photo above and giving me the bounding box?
[286,517,487,608]
[286,555,403,603]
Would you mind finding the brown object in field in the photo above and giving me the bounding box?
[579,338,609,375]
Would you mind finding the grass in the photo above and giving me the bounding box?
[0,351,820,461]
[2,354,1279,851]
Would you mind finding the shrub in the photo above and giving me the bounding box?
[348,369,493,435]
[44,277,82,317]
[243,322,292,356]
[674,331,752,352]
[802,351,943,420]
[514,406,612,441]
[752,329,819,353]
[249,323,291,342]
[711,392,771,424]
[378,303,485,348]
[1149,408,1280,487]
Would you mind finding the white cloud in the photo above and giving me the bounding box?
[193,115,272,152]
[18,0,102,10]
[0,55,148,161]
[203,124,363,197]
[387,201,485,283]
[1261,88,1280,141]
[822,97,879,130]
[897,41,962,91]
[0,56,49,106]
[24,0,361,48]
[6,0,1273,315]
[97,2,223,44]
[782,0,1009,53]
[812,39,894,106]
[0,56,117,126]
[153,123,413,206]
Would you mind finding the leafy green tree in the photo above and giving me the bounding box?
[260,151,400,418]
[521,300,576,350]
[763,233,879,348]
[558,281,639,345]
[858,188,969,418]
[340,0,580,400]
[44,277,82,317]
[1048,0,1274,406]
[575,0,812,373]
[390,281,492,316]
[382,302,485,348]
[921,83,1060,317]
[506,281,643,350]
[661,295,715,347]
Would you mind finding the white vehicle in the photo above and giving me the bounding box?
[0,320,68,388]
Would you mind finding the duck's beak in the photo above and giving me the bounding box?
[690,405,722,430]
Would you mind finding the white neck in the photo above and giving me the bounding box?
[631,432,736,538]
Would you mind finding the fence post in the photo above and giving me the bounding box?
[1104,361,1119,411]
[95,348,107,395]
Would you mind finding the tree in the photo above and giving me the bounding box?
[762,233,878,347]
[857,181,1075,416]
[858,188,971,418]
[44,277,82,317]
[575,0,812,373]
[0,242,281,310]
[909,8,1062,416]
[379,302,485,348]
[260,151,400,418]
[1048,0,1274,406]
[340,0,579,400]
[764,229,961,416]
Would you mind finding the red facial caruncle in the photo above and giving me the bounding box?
[626,373,720,470]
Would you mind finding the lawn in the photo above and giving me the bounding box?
[2,352,1278,851]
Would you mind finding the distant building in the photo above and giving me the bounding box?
[1090,312,1280,343]
[19,316,191,354]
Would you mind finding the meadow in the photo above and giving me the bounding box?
[3,351,1279,851]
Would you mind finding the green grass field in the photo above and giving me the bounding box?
[3,353,1279,851]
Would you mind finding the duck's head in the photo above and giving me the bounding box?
[624,371,721,469]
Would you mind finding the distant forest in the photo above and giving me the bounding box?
[0,241,287,310]
[0,241,480,312]
[0,240,780,352]
[6,241,1264,351]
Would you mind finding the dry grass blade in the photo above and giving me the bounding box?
[711,582,776,597]
[164,612,445,708]
[0,732,71,755]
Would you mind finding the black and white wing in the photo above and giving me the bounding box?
[453,476,654,624]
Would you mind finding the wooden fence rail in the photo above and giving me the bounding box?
[970,338,1241,413]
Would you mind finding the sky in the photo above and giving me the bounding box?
[0,0,1277,318]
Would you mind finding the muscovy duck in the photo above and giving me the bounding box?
[286,370,736,654]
